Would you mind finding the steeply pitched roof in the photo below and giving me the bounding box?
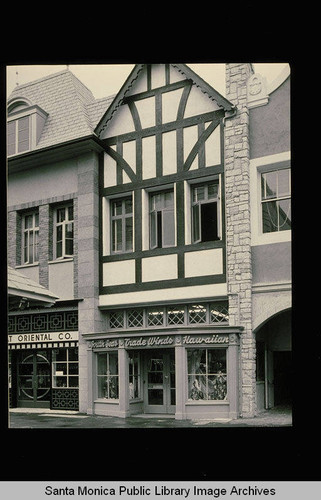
[8,266,59,305]
[95,63,235,137]
[7,69,113,151]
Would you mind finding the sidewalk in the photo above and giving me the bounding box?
[8,405,292,428]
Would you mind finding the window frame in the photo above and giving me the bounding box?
[187,347,227,401]
[22,211,39,265]
[52,347,79,389]
[53,204,74,260]
[96,351,119,400]
[149,188,175,249]
[7,115,31,156]
[110,196,133,254]
[191,180,221,244]
[260,167,291,234]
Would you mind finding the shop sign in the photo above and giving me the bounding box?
[8,331,79,344]
[183,334,229,345]
[90,339,119,349]
[124,335,174,348]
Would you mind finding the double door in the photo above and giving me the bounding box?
[144,350,175,414]
[17,350,51,408]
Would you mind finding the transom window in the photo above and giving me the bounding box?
[192,181,220,243]
[261,168,291,233]
[107,301,228,330]
[22,212,39,264]
[7,116,30,156]
[55,205,74,259]
[187,348,227,400]
[110,197,133,253]
[150,190,175,249]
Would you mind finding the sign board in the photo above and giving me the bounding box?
[8,331,79,344]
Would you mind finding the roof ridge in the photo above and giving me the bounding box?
[9,69,70,97]
[67,70,95,134]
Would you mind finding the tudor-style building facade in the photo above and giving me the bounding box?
[7,63,291,421]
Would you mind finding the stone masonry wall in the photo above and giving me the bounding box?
[225,63,256,417]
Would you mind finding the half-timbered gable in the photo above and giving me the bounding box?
[97,64,234,310]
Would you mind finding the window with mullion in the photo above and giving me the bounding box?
[7,116,30,155]
[22,212,39,264]
[149,190,175,249]
[191,181,220,243]
[261,168,291,233]
[110,197,133,254]
[55,205,74,259]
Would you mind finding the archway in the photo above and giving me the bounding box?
[255,309,292,411]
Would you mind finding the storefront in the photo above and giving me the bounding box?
[85,328,242,420]
[8,314,79,411]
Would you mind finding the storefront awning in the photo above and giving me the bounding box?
[8,266,59,309]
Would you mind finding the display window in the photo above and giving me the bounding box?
[129,352,141,400]
[52,347,79,388]
[187,348,227,401]
[97,352,119,399]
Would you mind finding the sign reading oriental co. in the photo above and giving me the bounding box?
[8,332,79,344]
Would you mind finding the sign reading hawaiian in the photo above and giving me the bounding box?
[183,334,228,345]
[8,332,79,344]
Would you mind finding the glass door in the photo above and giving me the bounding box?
[144,350,175,414]
[17,351,51,408]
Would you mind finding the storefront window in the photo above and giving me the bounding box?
[187,348,227,401]
[129,352,141,399]
[52,348,78,388]
[97,352,119,399]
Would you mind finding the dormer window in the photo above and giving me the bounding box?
[7,98,48,157]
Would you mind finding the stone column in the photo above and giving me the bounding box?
[225,63,256,417]
[118,344,129,417]
[175,339,186,420]
[77,151,106,413]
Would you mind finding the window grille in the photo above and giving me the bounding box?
[8,310,78,334]
[147,308,164,327]
[109,311,124,329]
[167,305,185,325]
[210,302,229,323]
[188,304,207,324]
[127,309,144,328]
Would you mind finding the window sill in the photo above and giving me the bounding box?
[186,400,228,405]
[48,258,74,265]
[16,263,39,269]
[94,398,119,404]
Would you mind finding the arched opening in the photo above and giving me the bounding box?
[255,309,292,412]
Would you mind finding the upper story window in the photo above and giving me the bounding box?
[149,190,175,249]
[192,181,220,243]
[7,116,30,156]
[110,197,133,254]
[7,98,48,157]
[22,212,39,264]
[54,205,74,259]
[261,168,291,233]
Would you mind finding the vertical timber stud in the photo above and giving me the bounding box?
[224,63,256,418]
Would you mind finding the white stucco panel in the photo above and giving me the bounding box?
[185,248,223,278]
[142,254,177,282]
[103,260,136,286]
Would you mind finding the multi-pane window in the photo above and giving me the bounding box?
[110,197,133,253]
[7,116,30,156]
[97,352,119,399]
[55,205,74,259]
[192,181,220,243]
[261,168,291,233]
[129,352,141,399]
[22,212,39,264]
[150,190,175,249]
[187,348,227,400]
[52,348,79,388]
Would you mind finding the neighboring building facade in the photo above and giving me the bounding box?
[7,63,291,419]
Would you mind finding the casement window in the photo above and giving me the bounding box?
[149,190,175,249]
[97,352,119,399]
[7,116,30,156]
[22,212,39,264]
[55,205,74,259]
[191,181,220,243]
[52,348,79,388]
[261,168,291,233]
[110,197,133,254]
[187,348,227,401]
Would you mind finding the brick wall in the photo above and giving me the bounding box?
[225,63,256,417]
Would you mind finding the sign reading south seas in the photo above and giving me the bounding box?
[8,332,79,344]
